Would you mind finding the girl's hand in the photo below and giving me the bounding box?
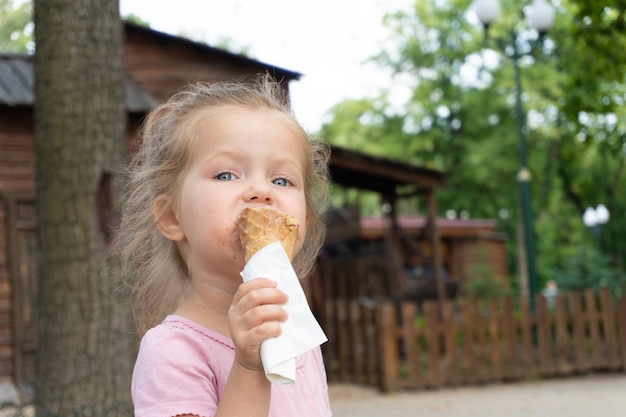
[228,278,289,372]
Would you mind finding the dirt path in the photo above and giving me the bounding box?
[329,373,626,417]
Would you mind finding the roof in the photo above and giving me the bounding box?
[0,53,33,106]
[329,145,447,195]
[0,21,301,110]
[124,22,302,81]
[0,53,158,111]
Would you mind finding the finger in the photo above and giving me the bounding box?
[239,304,289,330]
[234,320,283,372]
[232,278,277,305]
[229,302,288,339]
[244,318,284,342]
[233,286,289,315]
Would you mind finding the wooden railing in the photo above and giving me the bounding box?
[321,288,626,391]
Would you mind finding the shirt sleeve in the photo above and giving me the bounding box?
[131,323,221,417]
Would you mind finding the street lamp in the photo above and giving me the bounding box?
[583,204,610,249]
[472,0,555,311]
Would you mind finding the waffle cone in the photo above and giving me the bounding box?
[237,207,300,262]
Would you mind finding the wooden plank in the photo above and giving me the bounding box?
[349,300,363,382]
[488,299,503,381]
[461,301,476,384]
[501,297,518,380]
[474,300,489,383]
[520,298,536,377]
[585,290,605,368]
[599,288,620,370]
[554,294,572,375]
[323,300,338,378]
[377,302,399,392]
[442,301,459,386]
[401,302,420,388]
[617,296,626,369]
[413,323,428,389]
[425,302,441,388]
[336,299,350,380]
[536,295,553,375]
[363,305,379,385]
[568,292,589,372]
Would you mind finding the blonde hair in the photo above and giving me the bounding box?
[119,74,330,337]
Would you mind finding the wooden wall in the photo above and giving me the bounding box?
[449,235,510,283]
[0,199,13,379]
[0,107,35,390]
[0,108,35,194]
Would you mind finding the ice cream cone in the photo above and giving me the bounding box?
[237,207,300,262]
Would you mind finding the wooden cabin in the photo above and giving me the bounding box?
[311,146,451,305]
[313,213,509,301]
[360,215,509,289]
[306,151,508,317]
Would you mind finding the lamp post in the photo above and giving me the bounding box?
[583,204,610,250]
[472,0,555,311]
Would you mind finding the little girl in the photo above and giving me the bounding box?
[119,74,332,417]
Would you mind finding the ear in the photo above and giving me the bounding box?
[154,194,185,241]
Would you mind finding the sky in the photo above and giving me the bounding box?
[119,0,414,132]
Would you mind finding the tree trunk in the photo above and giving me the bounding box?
[33,0,134,413]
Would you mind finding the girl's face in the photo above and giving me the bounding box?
[157,107,308,279]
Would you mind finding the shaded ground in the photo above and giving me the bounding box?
[329,373,626,417]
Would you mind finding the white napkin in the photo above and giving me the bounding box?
[240,241,327,384]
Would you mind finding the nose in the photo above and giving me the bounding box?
[243,178,273,203]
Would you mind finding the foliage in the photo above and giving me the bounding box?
[320,0,626,291]
[0,0,33,52]
[124,12,151,27]
[462,267,514,300]
[550,247,626,297]
[2,1,252,57]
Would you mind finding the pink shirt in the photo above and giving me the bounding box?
[132,315,332,417]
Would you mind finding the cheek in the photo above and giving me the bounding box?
[216,222,239,248]
[204,206,237,240]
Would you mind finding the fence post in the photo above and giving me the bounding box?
[568,291,589,372]
[617,295,626,369]
[377,302,398,392]
[443,301,459,386]
[554,294,572,375]
[488,299,502,381]
[519,297,536,376]
[599,288,620,370]
[586,290,605,368]
[424,302,441,388]
[501,297,518,380]
[401,302,419,388]
[536,295,553,375]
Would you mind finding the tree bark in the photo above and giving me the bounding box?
[34,0,134,413]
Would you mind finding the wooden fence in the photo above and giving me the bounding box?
[321,288,626,391]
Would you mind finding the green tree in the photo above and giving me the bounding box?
[540,0,626,287]
[0,0,33,52]
[321,0,626,291]
[34,0,134,413]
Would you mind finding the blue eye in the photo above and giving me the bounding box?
[216,171,235,181]
[273,177,290,187]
